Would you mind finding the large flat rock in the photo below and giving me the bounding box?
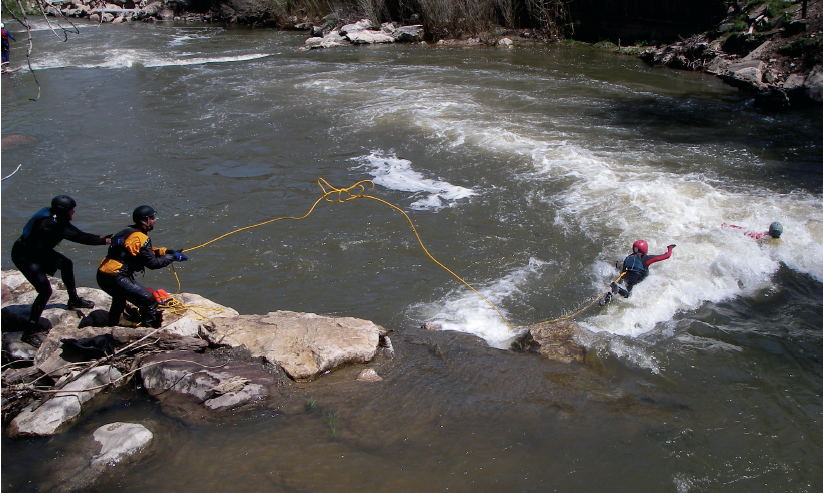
[203,310,385,380]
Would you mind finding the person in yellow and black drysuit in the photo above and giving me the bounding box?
[96,205,188,328]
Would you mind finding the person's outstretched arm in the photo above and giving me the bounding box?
[644,244,676,267]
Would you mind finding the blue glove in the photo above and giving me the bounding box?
[172,251,188,262]
[112,237,125,247]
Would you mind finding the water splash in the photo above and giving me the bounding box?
[351,150,476,211]
[410,257,549,348]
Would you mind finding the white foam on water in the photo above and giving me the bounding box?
[143,53,269,68]
[168,28,222,46]
[547,154,822,337]
[351,150,476,210]
[410,115,820,342]
[606,338,663,374]
[1,19,96,33]
[28,50,269,70]
[297,65,823,346]
[481,131,823,338]
[373,88,823,339]
[411,257,550,348]
[295,77,352,96]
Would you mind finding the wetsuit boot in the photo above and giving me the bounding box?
[64,263,94,309]
[611,282,630,298]
[21,322,43,348]
[67,296,95,309]
[140,304,162,328]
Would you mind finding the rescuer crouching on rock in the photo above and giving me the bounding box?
[96,205,188,328]
[11,195,111,347]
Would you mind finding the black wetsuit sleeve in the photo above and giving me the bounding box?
[137,239,173,270]
[62,222,107,246]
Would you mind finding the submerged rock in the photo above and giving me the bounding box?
[140,350,279,414]
[510,321,588,364]
[92,422,154,467]
[42,422,154,493]
[1,134,37,149]
[357,368,383,382]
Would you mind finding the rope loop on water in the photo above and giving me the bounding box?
[166,178,619,330]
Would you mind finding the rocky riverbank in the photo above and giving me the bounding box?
[1,269,587,491]
[639,0,823,109]
[32,0,822,108]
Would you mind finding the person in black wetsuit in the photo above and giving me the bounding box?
[11,195,111,346]
[602,240,676,305]
[96,205,188,328]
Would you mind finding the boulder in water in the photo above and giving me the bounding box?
[510,321,588,364]
[92,422,154,467]
[346,30,395,45]
[9,365,124,436]
[140,350,278,414]
[203,310,386,380]
[41,422,154,492]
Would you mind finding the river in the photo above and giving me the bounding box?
[2,19,822,492]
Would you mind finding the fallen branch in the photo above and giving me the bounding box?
[11,358,229,395]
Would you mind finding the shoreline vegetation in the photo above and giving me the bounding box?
[2,0,821,107]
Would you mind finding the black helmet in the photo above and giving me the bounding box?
[768,221,783,238]
[132,205,156,224]
[51,195,77,213]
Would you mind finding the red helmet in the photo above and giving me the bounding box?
[632,239,648,255]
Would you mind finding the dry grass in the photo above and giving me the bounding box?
[213,0,570,38]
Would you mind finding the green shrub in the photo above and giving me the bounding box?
[593,40,617,50]
[215,0,571,38]
[731,14,749,32]
[1,0,41,17]
[778,36,822,57]
[766,0,793,18]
